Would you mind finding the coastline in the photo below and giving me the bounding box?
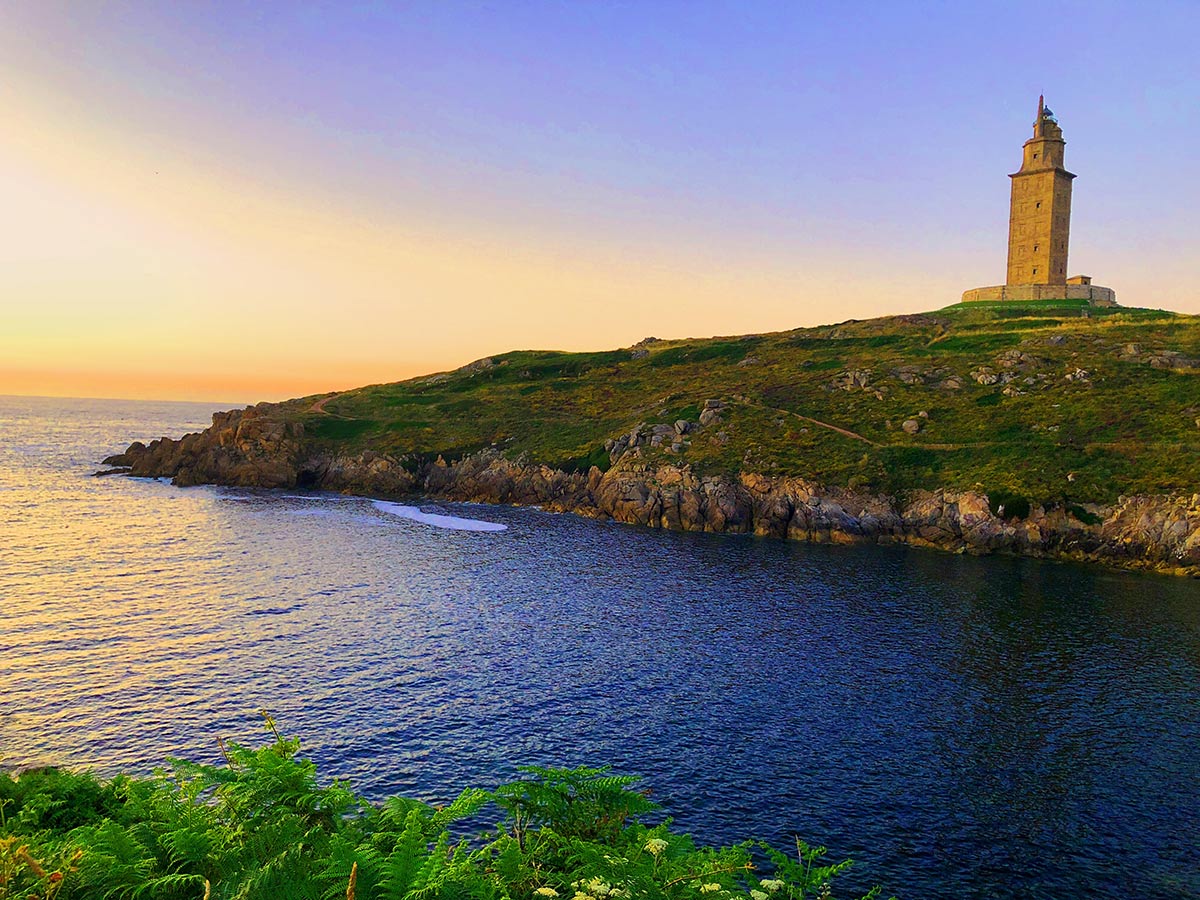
[101,406,1200,578]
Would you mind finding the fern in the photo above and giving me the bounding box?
[377,809,430,900]
[493,765,659,844]
[128,871,208,898]
[0,724,887,900]
[759,838,859,899]
[429,788,491,834]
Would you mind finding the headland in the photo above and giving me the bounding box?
[103,304,1200,577]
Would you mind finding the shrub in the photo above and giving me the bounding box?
[988,490,1031,520]
[0,722,891,900]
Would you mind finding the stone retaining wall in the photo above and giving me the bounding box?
[960,283,1117,305]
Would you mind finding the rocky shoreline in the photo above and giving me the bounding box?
[102,405,1200,578]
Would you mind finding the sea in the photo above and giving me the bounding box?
[1,395,1198,899]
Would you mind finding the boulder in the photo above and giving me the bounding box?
[971,368,999,385]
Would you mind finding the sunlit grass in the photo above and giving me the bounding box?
[273,305,1200,511]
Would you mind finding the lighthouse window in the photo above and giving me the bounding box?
[1033,152,1039,159]
[1036,202,1042,209]
[1034,244,1039,251]
[1033,267,1038,275]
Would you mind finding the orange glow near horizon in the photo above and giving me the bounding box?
[0,76,921,400]
[2,76,937,403]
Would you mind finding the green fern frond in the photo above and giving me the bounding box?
[430,788,491,832]
[381,796,433,828]
[376,808,431,900]
[129,871,209,898]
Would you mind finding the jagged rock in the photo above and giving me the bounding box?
[630,348,649,359]
[737,357,762,367]
[102,402,1200,578]
[458,357,497,374]
[893,366,925,385]
[674,420,691,435]
[102,441,144,466]
[1065,367,1091,382]
[902,419,922,434]
[1145,351,1200,369]
[997,349,1036,368]
[971,367,999,385]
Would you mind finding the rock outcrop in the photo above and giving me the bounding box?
[101,408,1200,578]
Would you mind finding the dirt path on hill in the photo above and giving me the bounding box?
[747,400,881,447]
[308,393,341,414]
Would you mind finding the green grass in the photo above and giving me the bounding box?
[941,298,1094,311]
[275,304,1200,508]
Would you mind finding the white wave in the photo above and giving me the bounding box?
[372,500,507,532]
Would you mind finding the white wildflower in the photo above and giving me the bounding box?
[750,891,768,900]
[700,884,721,894]
[534,890,559,898]
[644,838,669,855]
[759,880,785,893]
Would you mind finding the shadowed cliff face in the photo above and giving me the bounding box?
[102,406,1200,578]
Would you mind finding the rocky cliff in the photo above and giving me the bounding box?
[103,405,1200,578]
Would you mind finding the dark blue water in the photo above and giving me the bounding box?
[2,396,1198,898]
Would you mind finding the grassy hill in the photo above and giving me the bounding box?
[277,303,1200,512]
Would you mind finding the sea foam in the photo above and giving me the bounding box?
[372,500,507,532]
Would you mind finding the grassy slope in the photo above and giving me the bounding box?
[279,303,1200,509]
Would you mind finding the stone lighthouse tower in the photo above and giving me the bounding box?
[1006,95,1072,285]
[961,97,1116,305]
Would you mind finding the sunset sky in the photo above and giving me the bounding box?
[2,2,1197,402]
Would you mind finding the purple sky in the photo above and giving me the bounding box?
[3,1,1197,399]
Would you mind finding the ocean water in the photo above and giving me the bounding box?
[1,395,1198,899]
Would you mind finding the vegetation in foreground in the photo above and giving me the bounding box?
[275,303,1200,512]
[0,720,887,900]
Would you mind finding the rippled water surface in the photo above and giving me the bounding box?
[2,396,1199,898]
